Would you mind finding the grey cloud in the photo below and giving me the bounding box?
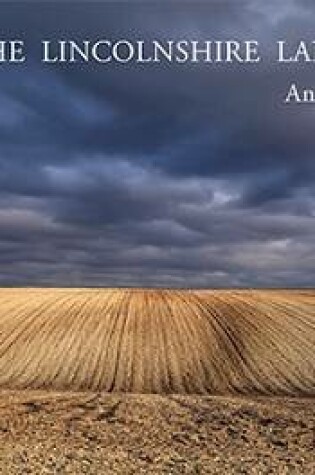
[0,1,314,287]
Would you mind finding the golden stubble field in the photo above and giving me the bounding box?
[0,288,314,474]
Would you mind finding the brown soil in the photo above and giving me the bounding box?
[0,289,314,395]
[0,390,313,474]
[0,289,314,473]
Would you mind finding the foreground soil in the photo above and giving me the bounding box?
[0,391,313,474]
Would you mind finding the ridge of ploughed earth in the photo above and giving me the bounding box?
[0,288,314,395]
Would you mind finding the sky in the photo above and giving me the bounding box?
[0,0,314,287]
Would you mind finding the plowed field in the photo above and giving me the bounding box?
[0,390,314,474]
[0,289,314,395]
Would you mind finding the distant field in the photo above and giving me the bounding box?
[0,289,314,395]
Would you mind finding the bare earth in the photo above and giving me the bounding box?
[0,390,314,474]
[0,289,314,395]
[0,289,314,473]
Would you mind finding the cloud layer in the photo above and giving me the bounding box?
[0,1,314,287]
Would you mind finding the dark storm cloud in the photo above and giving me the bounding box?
[0,1,314,287]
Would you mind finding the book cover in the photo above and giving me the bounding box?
[0,1,314,473]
